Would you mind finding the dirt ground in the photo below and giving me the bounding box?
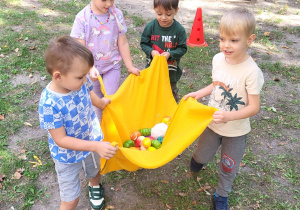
[7,0,299,209]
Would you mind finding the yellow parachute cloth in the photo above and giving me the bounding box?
[99,55,217,175]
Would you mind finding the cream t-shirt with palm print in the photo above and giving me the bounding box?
[207,52,264,137]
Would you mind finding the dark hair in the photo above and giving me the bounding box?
[44,35,94,76]
[153,0,179,10]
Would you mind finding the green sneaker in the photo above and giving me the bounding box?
[89,184,105,210]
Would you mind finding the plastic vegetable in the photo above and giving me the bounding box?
[151,140,161,149]
[123,140,135,148]
[139,128,151,136]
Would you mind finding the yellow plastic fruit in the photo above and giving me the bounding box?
[147,146,156,151]
[143,137,151,148]
[110,141,119,147]
[161,116,171,125]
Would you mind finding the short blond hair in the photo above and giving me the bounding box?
[219,7,256,37]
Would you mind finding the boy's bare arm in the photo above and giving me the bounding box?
[213,94,261,124]
[90,90,111,110]
[49,127,117,159]
[118,34,140,75]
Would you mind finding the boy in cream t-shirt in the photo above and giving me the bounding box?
[184,7,264,210]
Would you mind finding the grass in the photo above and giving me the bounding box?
[0,0,299,209]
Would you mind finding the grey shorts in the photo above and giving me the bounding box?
[53,152,101,202]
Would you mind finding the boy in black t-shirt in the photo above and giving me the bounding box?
[140,0,187,102]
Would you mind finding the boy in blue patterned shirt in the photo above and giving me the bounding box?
[39,35,117,210]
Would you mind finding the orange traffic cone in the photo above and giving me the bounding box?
[187,8,208,47]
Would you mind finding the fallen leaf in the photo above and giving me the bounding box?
[278,142,286,146]
[166,204,171,209]
[115,188,120,191]
[264,31,270,36]
[240,162,246,167]
[282,46,289,49]
[29,46,36,50]
[24,122,33,127]
[266,51,272,55]
[13,171,22,179]
[104,205,115,210]
[291,77,296,80]
[0,115,4,121]
[18,154,27,160]
[0,54,4,58]
[178,192,187,197]
[273,77,280,81]
[197,185,211,192]
[40,75,47,81]
[160,180,169,183]
[31,78,37,85]
[14,48,19,52]
[191,200,197,205]
[267,144,273,149]
[29,73,33,78]
[18,34,23,41]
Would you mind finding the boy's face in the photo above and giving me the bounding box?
[92,0,114,15]
[219,32,255,65]
[58,58,90,93]
[154,6,178,28]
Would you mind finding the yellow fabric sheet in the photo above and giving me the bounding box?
[99,55,217,175]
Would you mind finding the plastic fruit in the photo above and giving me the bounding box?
[161,116,171,125]
[123,140,135,148]
[136,136,145,147]
[130,131,141,141]
[147,146,156,151]
[110,142,119,147]
[151,140,161,149]
[143,137,151,148]
[139,128,151,136]
[140,145,147,151]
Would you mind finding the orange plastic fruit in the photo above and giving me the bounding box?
[130,131,141,141]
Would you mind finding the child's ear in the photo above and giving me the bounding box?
[247,34,256,46]
[53,71,62,81]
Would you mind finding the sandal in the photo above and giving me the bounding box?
[89,183,105,210]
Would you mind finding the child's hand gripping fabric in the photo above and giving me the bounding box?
[95,141,118,160]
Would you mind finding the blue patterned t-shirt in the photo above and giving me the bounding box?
[38,79,103,163]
